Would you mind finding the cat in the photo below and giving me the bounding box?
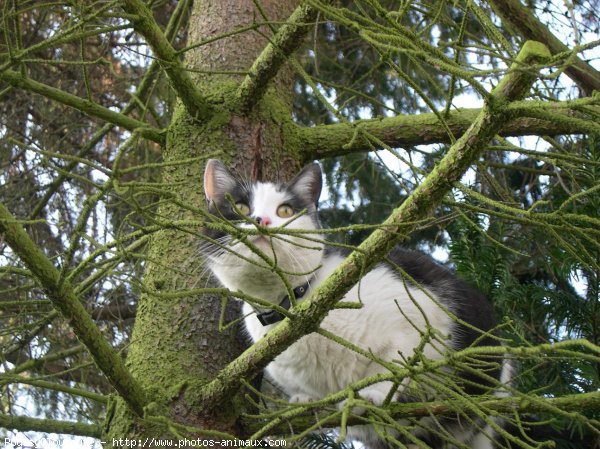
[201,159,512,449]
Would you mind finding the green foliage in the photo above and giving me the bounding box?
[319,153,405,246]
[294,0,496,124]
[300,433,355,449]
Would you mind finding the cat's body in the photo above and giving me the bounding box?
[202,160,509,448]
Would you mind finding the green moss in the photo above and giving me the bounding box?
[517,40,551,61]
[105,48,301,441]
[105,98,251,443]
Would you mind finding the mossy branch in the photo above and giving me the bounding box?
[242,389,600,435]
[121,0,214,121]
[489,0,600,95]
[29,0,192,219]
[297,100,600,160]
[1,310,59,366]
[0,375,108,404]
[0,203,148,417]
[235,3,318,113]
[0,414,102,438]
[240,340,600,437]
[195,41,551,409]
[8,345,86,375]
[0,2,119,72]
[0,69,165,145]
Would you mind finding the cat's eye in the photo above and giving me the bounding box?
[276,204,294,218]
[235,202,250,216]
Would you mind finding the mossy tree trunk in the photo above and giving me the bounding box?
[104,0,300,443]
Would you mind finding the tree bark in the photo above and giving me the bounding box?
[298,103,600,160]
[489,0,600,96]
[104,0,303,444]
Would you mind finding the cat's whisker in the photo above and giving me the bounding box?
[280,241,317,280]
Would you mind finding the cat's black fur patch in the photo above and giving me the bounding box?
[388,248,502,398]
[204,177,320,244]
[204,180,253,242]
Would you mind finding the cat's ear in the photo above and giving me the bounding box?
[204,159,237,203]
[288,163,322,207]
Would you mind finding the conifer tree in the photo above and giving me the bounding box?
[1,1,599,448]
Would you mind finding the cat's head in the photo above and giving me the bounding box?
[201,159,324,300]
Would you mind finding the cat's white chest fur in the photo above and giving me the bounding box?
[243,254,454,405]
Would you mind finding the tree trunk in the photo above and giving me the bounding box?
[103,0,300,444]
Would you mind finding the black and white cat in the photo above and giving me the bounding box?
[201,159,511,448]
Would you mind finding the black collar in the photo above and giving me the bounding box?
[256,282,311,326]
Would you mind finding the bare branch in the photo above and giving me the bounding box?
[91,303,137,321]
[243,371,600,436]
[8,345,86,375]
[0,311,58,366]
[0,375,107,404]
[298,101,600,160]
[29,0,192,219]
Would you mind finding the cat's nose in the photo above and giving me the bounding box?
[255,216,272,226]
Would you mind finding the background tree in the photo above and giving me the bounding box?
[1,0,599,448]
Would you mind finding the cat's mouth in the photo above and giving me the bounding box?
[250,235,272,247]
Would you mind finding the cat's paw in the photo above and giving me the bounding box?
[288,393,315,404]
[359,388,387,406]
[337,388,388,415]
[338,398,365,415]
